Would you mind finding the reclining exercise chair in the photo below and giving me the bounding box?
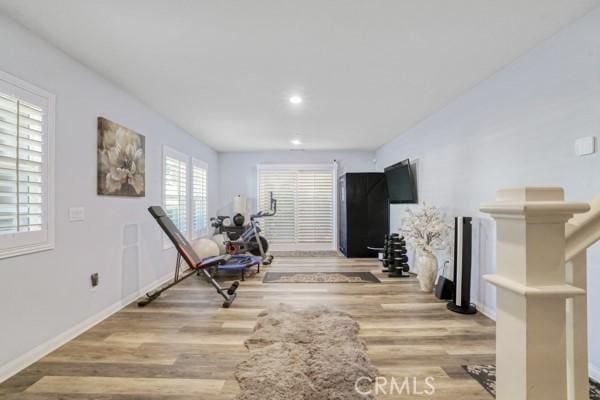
[139,206,260,308]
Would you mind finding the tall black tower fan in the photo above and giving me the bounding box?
[339,173,389,258]
[447,216,477,314]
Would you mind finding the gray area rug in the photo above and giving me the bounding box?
[235,304,378,400]
[263,271,381,283]
[464,364,600,399]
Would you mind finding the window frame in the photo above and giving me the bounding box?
[162,145,190,249]
[191,158,208,240]
[162,146,209,249]
[256,163,338,251]
[0,70,55,259]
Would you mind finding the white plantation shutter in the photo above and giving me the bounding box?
[162,147,210,246]
[258,169,297,244]
[258,165,335,250]
[296,170,334,243]
[163,147,188,242]
[191,159,208,239]
[0,94,22,234]
[0,72,54,259]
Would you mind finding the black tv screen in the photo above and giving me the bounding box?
[384,159,417,204]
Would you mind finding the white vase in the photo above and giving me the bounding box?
[416,249,437,292]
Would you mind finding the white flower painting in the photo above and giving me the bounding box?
[97,117,145,197]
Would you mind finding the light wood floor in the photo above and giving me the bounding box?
[0,255,495,399]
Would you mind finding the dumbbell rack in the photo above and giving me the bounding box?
[381,233,410,278]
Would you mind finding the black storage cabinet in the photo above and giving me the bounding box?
[338,173,389,257]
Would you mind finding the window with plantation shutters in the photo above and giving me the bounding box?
[0,72,54,259]
[162,147,210,247]
[191,159,208,239]
[163,147,188,245]
[258,165,336,251]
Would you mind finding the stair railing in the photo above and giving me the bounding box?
[480,187,590,400]
[565,196,600,400]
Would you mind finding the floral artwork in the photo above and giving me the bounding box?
[399,204,452,253]
[97,117,145,197]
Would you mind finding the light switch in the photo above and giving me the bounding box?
[69,207,85,222]
[575,136,596,156]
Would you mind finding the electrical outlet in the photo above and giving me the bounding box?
[91,273,99,287]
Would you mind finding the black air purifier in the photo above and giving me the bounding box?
[447,217,477,315]
[435,261,454,300]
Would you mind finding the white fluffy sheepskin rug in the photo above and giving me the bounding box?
[235,304,378,400]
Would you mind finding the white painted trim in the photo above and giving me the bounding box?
[477,302,497,321]
[484,274,585,297]
[191,157,209,239]
[0,271,173,384]
[257,163,334,171]
[332,161,339,251]
[191,158,208,171]
[255,163,260,214]
[162,145,191,249]
[590,363,600,383]
[0,242,55,260]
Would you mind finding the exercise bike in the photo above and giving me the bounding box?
[211,215,244,241]
[212,193,277,265]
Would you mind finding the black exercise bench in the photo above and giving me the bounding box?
[139,206,255,308]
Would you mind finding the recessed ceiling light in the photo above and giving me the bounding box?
[291,139,302,146]
[289,95,303,105]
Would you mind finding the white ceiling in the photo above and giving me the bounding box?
[0,1,598,152]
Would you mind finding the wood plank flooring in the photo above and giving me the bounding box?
[0,255,495,399]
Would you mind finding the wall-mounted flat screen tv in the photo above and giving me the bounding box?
[384,159,417,204]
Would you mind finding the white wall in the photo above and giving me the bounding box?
[0,14,219,377]
[376,8,600,371]
[217,150,376,215]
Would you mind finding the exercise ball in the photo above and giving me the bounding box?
[193,238,220,259]
[211,234,227,254]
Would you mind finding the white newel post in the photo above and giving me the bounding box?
[480,187,590,400]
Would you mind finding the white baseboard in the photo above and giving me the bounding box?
[0,272,172,384]
[477,302,496,321]
[590,363,600,383]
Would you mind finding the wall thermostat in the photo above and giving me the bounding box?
[575,136,596,156]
